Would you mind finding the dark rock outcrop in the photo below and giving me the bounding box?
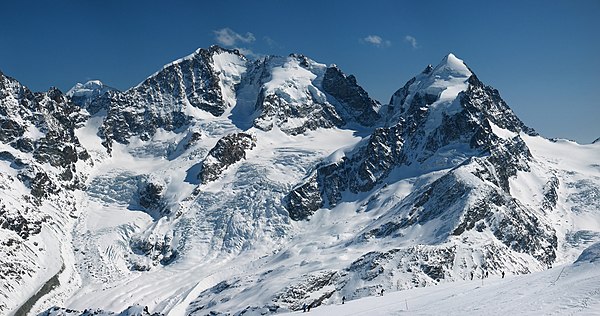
[200,132,257,183]
[129,232,177,269]
[322,66,381,126]
[286,124,405,220]
[0,72,89,202]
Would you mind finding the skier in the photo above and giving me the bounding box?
[302,303,307,312]
[380,288,384,296]
[485,271,489,278]
[342,296,346,304]
[502,270,505,278]
[470,271,474,280]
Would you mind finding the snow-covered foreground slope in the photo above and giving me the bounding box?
[1,47,599,316]
[278,256,600,316]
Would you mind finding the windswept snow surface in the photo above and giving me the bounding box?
[278,260,600,316]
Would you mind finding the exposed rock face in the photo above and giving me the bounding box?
[0,203,43,240]
[341,242,531,296]
[253,88,342,135]
[99,46,246,151]
[286,124,405,220]
[0,73,88,199]
[272,270,339,310]
[200,132,257,183]
[346,246,458,286]
[136,176,169,218]
[322,66,381,126]
[542,176,559,210]
[462,75,537,137]
[187,270,340,315]
[129,229,177,270]
[0,72,89,313]
[40,304,163,316]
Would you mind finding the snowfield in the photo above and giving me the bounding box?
[279,255,600,316]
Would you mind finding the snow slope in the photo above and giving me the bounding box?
[278,258,600,316]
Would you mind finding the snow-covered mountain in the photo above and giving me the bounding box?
[0,70,91,314]
[66,80,118,111]
[0,47,599,316]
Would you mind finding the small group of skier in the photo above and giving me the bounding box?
[302,303,311,312]
[470,270,506,280]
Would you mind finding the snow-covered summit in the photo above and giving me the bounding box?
[433,53,472,77]
[389,53,471,117]
[66,80,115,98]
[66,79,118,113]
[249,53,381,134]
[133,45,246,91]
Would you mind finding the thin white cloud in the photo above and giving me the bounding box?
[404,35,419,49]
[214,28,256,47]
[263,36,277,48]
[363,35,391,47]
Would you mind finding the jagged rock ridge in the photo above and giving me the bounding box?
[0,71,90,313]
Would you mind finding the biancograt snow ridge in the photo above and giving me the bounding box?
[0,48,599,316]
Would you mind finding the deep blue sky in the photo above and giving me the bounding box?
[1,1,598,143]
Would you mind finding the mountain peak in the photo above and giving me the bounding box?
[389,53,473,111]
[86,79,104,86]
[66,79,117,111]
[68,79,105,90]
[431,53,472,78]
[67,80,116,98]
